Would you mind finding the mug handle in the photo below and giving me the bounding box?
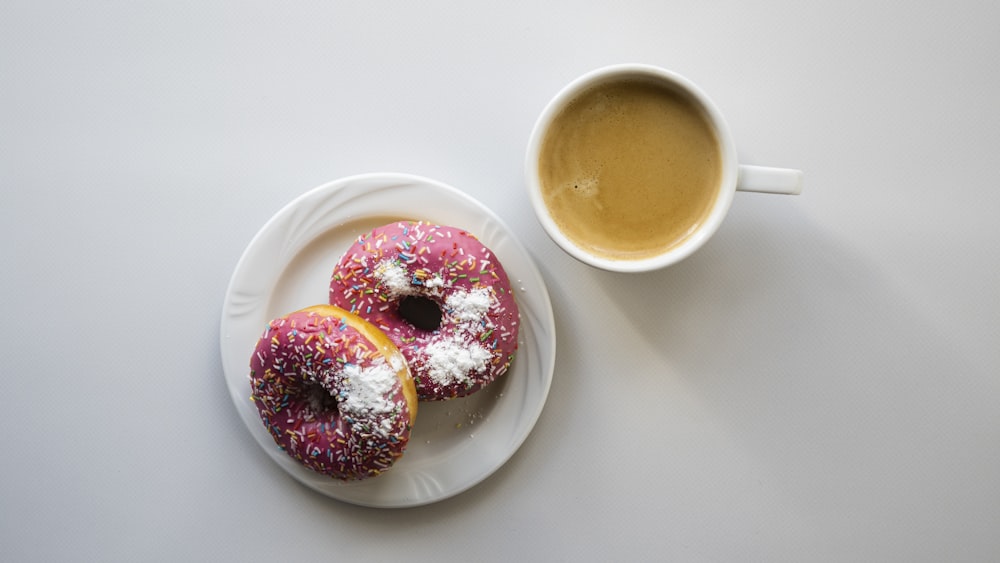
[737,165,803,195]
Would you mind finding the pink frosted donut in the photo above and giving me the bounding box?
[329,221,520,401]
[249,305,417,480]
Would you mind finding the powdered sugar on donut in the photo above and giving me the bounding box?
[375,260,415,297]
[340,361,402,433]
[418,287,496,387]
[446,287,492,322]
[423,276,445,291]
[422,335,492,387]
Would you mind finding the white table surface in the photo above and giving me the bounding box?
[2,1,998,561]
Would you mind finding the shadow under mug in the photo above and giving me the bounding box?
[525,63,803,273]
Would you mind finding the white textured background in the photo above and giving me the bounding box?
[2,1,998,561]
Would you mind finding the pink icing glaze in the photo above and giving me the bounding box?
[329,221,520,400]
[249,308,413,480]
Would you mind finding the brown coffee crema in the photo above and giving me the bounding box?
[538,78,722,261]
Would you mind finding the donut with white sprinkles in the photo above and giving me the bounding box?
[248,305,417,480]
[329,221,520,401]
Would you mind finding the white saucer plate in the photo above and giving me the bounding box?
[220,173,556,508]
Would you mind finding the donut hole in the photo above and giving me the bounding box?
[398,295,442,331]
[304,381,339,415]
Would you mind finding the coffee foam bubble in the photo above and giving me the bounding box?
[567,175,599,198]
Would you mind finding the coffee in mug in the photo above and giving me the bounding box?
[538,78,722,261]
[526,64,803,272]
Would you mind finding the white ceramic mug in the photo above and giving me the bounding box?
[525,63,803,272]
